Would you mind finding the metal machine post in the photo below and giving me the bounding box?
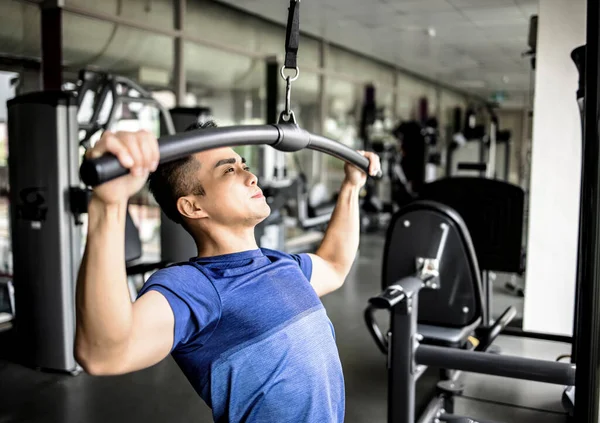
[7,91,81,373]
[573,0,600,418]
[369,277,424,423]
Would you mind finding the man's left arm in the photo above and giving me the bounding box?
[309,152,380,297]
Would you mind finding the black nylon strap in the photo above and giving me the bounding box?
[284,0,300,69]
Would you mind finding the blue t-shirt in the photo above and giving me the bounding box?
[137,248,345,423]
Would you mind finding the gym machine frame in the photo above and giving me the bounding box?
[365,222,575,423]
[368,275,576,423]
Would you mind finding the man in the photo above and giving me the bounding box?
[74,121,381,423]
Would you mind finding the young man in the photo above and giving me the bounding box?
[74,122,381,423]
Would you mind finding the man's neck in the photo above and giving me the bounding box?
[193,225,259,258]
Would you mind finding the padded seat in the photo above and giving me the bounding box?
[418,317,481,348]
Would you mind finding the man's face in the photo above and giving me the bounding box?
[190,147,270,227]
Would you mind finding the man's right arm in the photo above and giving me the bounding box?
[74,130,173,375]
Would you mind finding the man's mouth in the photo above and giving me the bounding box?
[251,191,264,199]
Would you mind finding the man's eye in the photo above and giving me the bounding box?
[244,166,250,171]
[226,167,234,173]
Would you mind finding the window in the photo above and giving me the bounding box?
[0,71,16,274]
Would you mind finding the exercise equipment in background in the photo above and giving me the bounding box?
[364,200,573,423]
[418,178,525,327]
[447,105,513,182]
[362,38,600,423]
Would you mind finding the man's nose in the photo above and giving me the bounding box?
[247,172,258,186]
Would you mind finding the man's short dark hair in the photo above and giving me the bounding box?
[148,120,217,225]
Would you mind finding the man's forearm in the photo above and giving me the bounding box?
[75,196,133,364]
[316,181,361,277]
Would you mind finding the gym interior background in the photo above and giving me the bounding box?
[0,0,596,422]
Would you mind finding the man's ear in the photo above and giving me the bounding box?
[176,196,208,220]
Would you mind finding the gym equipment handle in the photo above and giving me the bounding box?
[474,305,517,352]
[80,124,382,187]
[364,304,388,354]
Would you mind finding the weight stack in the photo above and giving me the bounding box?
[7,91,81,373]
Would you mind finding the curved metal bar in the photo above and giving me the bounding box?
[80,124,380,187]
[113,74,176,135]
[364,304,389,355]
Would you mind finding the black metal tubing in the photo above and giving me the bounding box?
[417,396,444,423]
[504,137,510,182]
[369,284,411,310]
[416,345,576,386]
[574,0,600,419]
[387,276,425,423]
[111,76,176,135]
[77,71,177,140]
[440,415,501,423]
[79,124,377,187]
[571,44,586,365]
[364,304,388,354]
[500,327,573,344]
[481,271,490,326]
[474,305,517,352]
[81,125,279,185]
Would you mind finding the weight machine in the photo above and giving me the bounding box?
[363,3,600,418]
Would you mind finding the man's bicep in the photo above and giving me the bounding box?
[119,290,176,373]
[306,253,344,297]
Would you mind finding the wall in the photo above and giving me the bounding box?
[523,0,586,336]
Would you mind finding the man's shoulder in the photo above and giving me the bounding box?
[260,248,312,260]
[259,247,287,258]
[139,261,218,300]
[145,261,209,287]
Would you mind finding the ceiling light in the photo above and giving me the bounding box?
[427,27,437,37]
[502,75,510,83]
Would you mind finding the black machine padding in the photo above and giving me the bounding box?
[382,201,484,328]
[419,177,525,273]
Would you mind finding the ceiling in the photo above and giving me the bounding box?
[217,0,538,107]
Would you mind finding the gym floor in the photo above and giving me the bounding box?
[0,234,570,423]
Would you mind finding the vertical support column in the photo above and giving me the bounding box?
[7,91,81,373]
[174,0,186,105]
[40,0,64,91]
[574,0,600,419]
[389,288,420,423]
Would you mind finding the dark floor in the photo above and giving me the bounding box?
[0,234,570,423]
